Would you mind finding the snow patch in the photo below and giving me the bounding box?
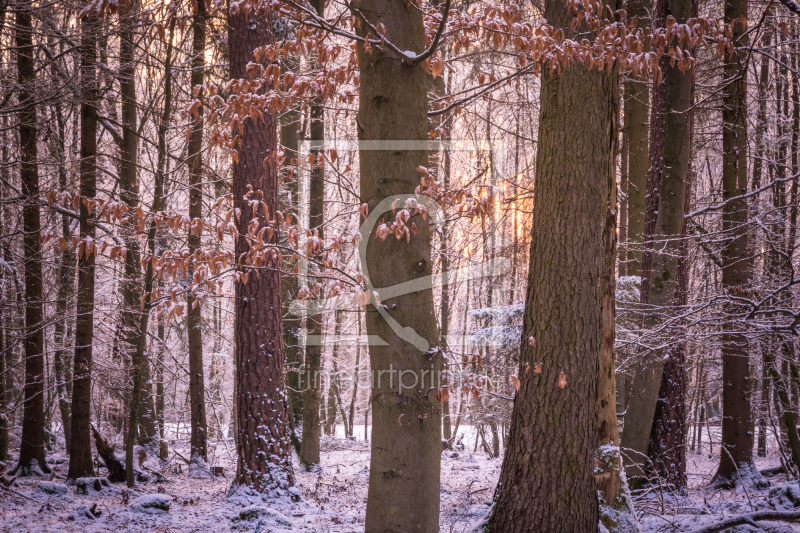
[130,494,172,514]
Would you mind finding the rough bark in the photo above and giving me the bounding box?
[186,0,209,463]
[0,272,6,461]
[485,3,617,530]
[67,11,98,482]
[619,0,694,479]
[355,0,442,529]
[714,0,754,484]
[16,0,50,476]
[229,4,295,493]
[595,59,636,533]
[648,118,694,488]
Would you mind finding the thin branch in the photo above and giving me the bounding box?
[685,170,800,219]
[776,0,800,16]
[687,510,800,533]
[412,0,452,65]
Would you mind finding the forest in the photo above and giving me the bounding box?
[0,0,799,530]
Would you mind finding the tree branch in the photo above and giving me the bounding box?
[776,0,800,16]
[688,510,800,533]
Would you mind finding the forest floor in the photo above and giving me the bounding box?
[0,431,798,532]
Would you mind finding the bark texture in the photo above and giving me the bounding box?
[355,1,442,529]
[67,12,98,481]
[595,61,635,533]
[619,0,694,479]
[714,0,754,484]
[16,0,50,475]
[187,0,209,463]
[486,2,617,529]
[229,5,295,493]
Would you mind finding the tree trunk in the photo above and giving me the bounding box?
[619,0,694,479]
[595,56,636,532]
[67,11,98,481]
[615,0,651,419]
[153,18,176,453]
[645,0,697,486]
[348,317,362,438]
[300,1,325,463]
[0,279,7,461]
[157,317,166,439]
[48,38,75,455]
[53,154,74,456]
[16,0,50,476]
[714,0,754,484]
[278,27,304,455]
[648,142,694,488]
[355,0,442,529]
[752,21,770,462]
[117,1,158,463]
[280,111,303,452]
[623,0,651,280]
[229,4,295,493]
[486,4,617,530]
[186,0,209,464]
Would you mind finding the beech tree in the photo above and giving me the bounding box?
[353,0,443,527]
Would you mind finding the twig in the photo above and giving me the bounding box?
[0,483,38,502]
[687,510,800,533]
[172,450,191,465]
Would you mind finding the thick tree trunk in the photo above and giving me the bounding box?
[648,139,694,488]
[355,0,442,529]
[16,0,50,476]
[486,4,617,530]
[229,4,295,493]
[66,11,98,481]
[714,0,754,484]
[186,0,209,464]
[619,0,694,479]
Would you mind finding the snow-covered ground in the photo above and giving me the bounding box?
[1,428,797,532]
